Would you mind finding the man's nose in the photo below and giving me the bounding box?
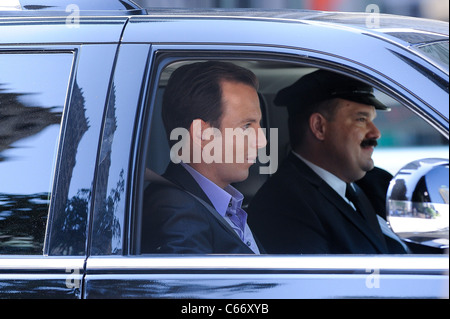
[256,127,268,149]
[368,121,381,140]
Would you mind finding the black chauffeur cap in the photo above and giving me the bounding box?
[274,70,389,115]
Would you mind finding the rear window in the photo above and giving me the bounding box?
[417,41,449,71]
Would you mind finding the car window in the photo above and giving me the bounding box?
[372,90,449,175]
[138,56,448,256]
[0,52,73,255]
[416,41,449,71]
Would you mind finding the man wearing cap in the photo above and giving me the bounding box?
[248,70,408,254]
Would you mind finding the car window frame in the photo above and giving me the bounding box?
[130,46,449,257]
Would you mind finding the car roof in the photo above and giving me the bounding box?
[0,0,146,16]
[1,1,447,45]
[1,1,448,72]
[140,9,448,45]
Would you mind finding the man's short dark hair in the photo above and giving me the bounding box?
[162,61,259,146]
[288,98,340,150]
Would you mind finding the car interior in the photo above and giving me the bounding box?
[139,58,449,255]
[144,59,319,206]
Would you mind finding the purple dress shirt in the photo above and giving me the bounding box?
[181,163,260,254]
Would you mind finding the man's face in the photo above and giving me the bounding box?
[322,99,381,183]
[203,80,267,188]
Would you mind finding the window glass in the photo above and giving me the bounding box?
[417,41,449,71]
[140,57,447,256]
[0,52,73,255]
[372,90,449,176]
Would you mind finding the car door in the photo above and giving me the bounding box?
[0,17,126,298]
[83,16,448,299]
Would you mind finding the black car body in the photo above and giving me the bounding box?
[0,0,448,299]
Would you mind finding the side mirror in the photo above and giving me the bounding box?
[387,158,449,250]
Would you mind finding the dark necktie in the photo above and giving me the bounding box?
[346,183,364,218]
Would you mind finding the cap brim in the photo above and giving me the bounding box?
[340,94,390,111]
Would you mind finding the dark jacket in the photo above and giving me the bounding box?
[248,153,406,254]
[141,163,263,254]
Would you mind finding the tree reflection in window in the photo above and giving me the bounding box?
[0,85,62,254]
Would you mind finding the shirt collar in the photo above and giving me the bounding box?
[292,151,347,200]
[181,162,244,217]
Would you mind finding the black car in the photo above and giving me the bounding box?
[0,0,448,299]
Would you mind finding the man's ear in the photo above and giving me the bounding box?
[189,119,209,145]
[309,113,327,141]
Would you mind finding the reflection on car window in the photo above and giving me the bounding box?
[417,41,449,71]
[0,52,73,255]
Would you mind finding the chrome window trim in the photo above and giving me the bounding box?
[86,255,449,274]
[0,256,85,272]
[0,0,21,11]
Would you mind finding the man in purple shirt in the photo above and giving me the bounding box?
[141,61,267,254]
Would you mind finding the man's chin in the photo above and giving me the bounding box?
[361,156,375,170]
[358,162,375,179]
[230,169,250,184]
[352,162,374,182]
